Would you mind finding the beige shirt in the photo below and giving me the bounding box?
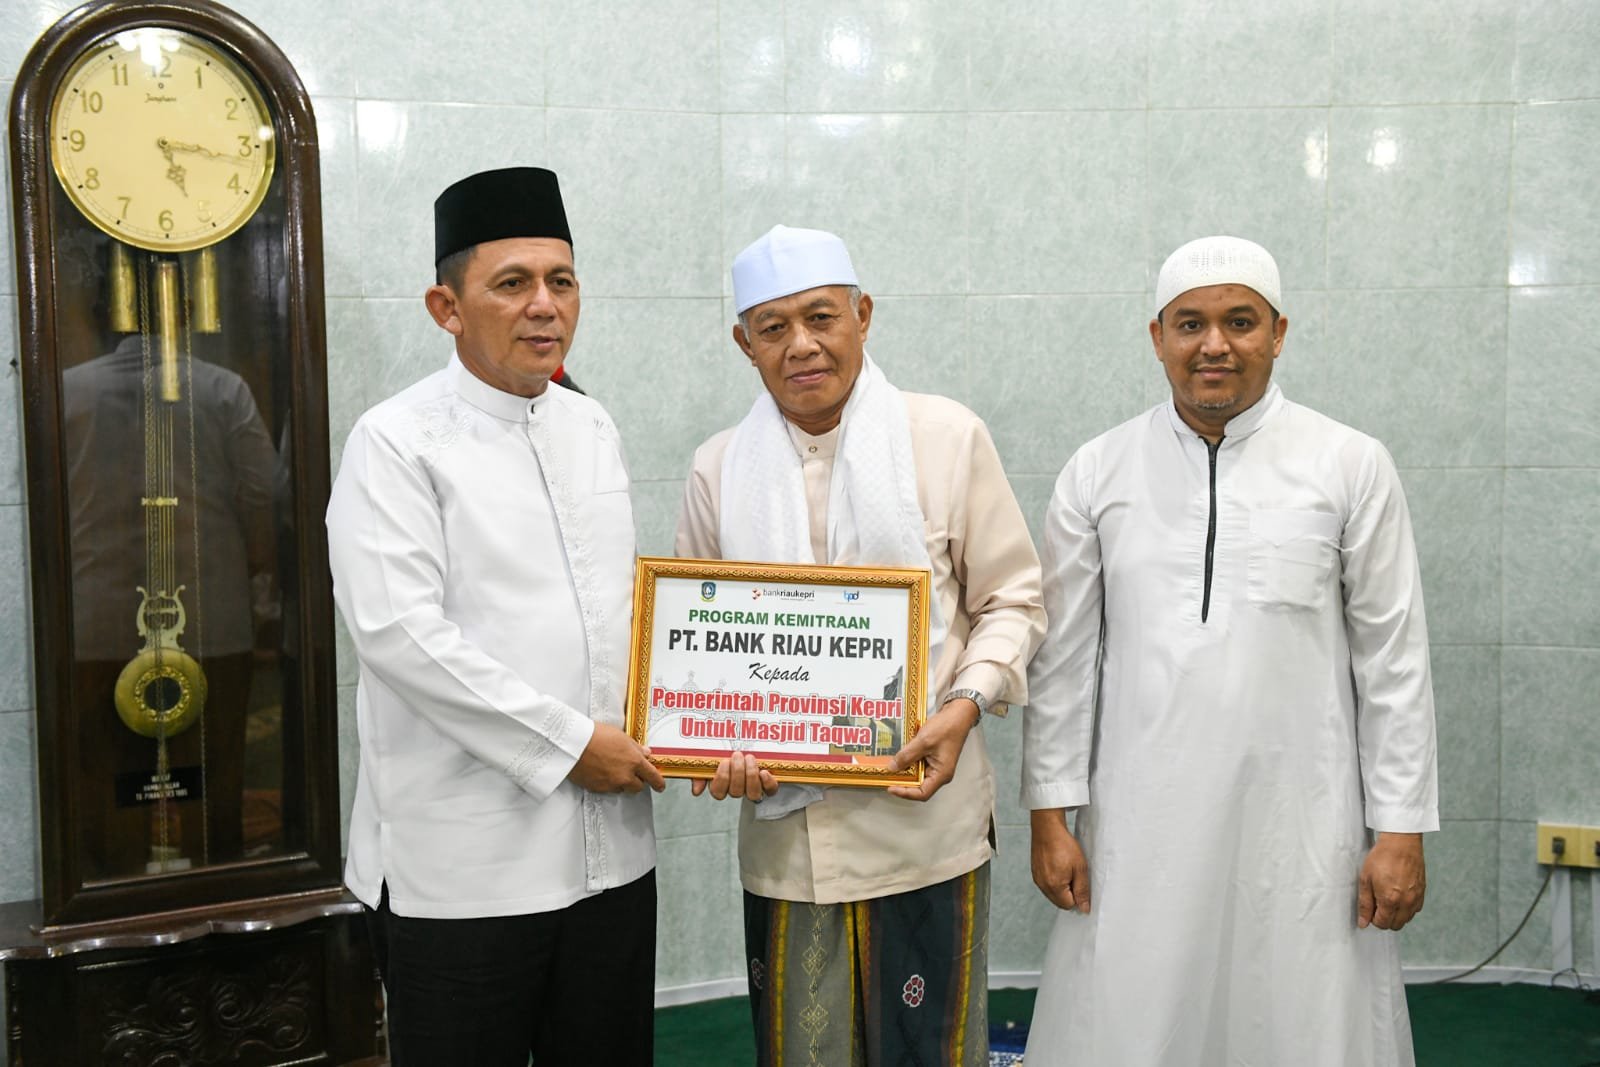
[677,392,1045,903]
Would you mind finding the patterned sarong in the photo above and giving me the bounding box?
[743,864,990,1066]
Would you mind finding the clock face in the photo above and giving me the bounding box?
[49,27,276,252]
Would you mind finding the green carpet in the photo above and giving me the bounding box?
[654,984,1600,1065]
[655,995,755,1064]
[1407,984,1600,1066]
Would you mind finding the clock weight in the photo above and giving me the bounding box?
[185,246,221,333]
[108,238,136,332]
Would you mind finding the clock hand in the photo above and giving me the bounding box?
[156,139,189,198]
[164,139,221,159]
[159,137,252,167]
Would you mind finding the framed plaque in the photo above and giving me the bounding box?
[625,557,930,787]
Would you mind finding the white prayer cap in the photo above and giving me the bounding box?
[732,225,859,314]
[1155,235,1282,315]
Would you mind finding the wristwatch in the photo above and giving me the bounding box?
[941,687,991,719]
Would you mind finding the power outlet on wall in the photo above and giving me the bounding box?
[1578,827,1600,870]
[1536,822,1600,868]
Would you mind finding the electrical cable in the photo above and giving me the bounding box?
[1422,865,1554,985]
[1548,966,1595,994]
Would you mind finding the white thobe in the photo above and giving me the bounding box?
[328,357,653,919]
[1022,383,1437,1067]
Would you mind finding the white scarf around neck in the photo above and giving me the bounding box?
[720,354,949,818]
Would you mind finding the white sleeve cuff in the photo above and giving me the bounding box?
[951,663,1007,716]
[1365,804,1439,834]
[1022,781,1090,811]
[510,711,595,801]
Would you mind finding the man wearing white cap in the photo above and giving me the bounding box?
[1021,236,1438,1065]
[677,225,1045,1063]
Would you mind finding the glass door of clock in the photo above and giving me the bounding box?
[55,176,303,882]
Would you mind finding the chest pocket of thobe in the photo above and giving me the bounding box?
[589,437,630,495]
[1247,508,1341,612]
[586,434,634,543]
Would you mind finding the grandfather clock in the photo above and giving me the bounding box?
[4,2,380,1062]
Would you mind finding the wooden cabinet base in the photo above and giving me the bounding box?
[3,902,383,1065]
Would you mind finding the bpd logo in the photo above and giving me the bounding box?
[700,581,716,602]
[750,588,763,600]
[842,590,861,602]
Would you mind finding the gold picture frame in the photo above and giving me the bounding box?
[625,556,930,787]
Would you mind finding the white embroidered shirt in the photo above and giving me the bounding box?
[328,357,653,919]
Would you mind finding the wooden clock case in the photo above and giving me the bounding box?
[4,2,381,1062]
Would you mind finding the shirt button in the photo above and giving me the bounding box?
[808,445,818,454]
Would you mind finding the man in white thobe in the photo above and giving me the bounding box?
[327,167,664,1066]
[1023,236,1438,1066]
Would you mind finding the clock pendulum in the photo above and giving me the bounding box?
[48,25,276,870]
[118,254,210,870]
